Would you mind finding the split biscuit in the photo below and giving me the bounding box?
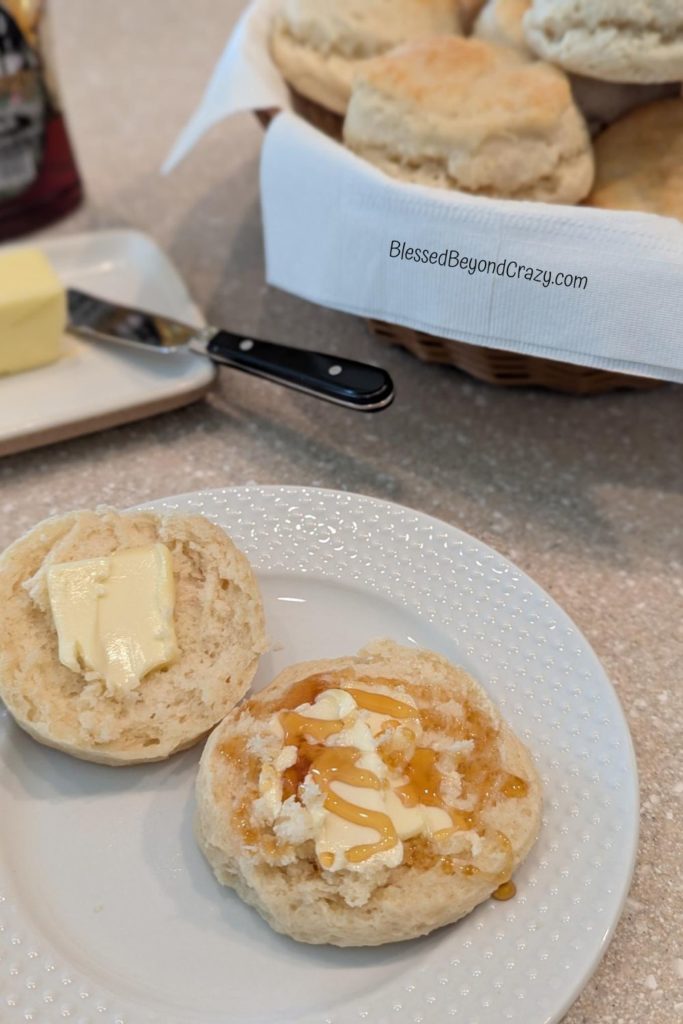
[196,640,542,946]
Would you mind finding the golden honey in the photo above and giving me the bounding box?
[347,687,419,720]
[492,880,517,901]
[281,709,345,746]
[281,704,399,863]
[501,774,529,799]
[226,673,529,888]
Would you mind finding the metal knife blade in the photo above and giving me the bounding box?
[67,288,207,353]
[67,289,395,412]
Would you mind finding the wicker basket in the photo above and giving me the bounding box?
[257,94,342,140]
[367,321,660,395]
[257,102,660,395]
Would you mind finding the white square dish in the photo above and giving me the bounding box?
[0,230,215,457]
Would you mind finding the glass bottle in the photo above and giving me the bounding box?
[0,0,82,241]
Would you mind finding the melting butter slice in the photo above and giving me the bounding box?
[47,544,178,694]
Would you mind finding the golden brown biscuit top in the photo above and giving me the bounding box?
[588,99,683,221]
[355,37,574,125]
[277,0,461,59]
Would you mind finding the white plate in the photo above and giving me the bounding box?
[0,230,215,456]
[0,486,638,1024]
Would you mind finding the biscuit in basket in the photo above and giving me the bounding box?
[524,0,683,84]
[0,509,267,765]
[473,1,681,133]
[196,640,542,946]
[269,0,461,116]
[586,98,683,223]
[344,38,594,204]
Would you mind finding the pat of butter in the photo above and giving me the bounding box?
[0,248,65,376]
[47,544,178,695]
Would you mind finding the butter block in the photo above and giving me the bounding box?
[47,543,179,695]
[0,247,65,375]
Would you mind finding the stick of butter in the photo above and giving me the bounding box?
[46,544,179,696]
[0,248,66,376]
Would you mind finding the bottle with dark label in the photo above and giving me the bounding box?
[0,0,82,241]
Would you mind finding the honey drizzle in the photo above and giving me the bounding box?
[346,688,419,721]
[280,711,344,803]
[229,672,529,883]
[311,748,398,864]
[397,748,447,810]
[280,700,398,864]
[218,736,261,846]
[395,703,526,886]
[280,710,344,746]
[257,673,335,716]
[282,741,316,802]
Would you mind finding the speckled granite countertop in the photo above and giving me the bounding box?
[2,1,682,1020]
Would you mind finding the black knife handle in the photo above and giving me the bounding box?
[204,331,395,412]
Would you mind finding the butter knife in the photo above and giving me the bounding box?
[67,289,394,412]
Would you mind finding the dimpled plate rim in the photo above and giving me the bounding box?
[0,485,638,1024]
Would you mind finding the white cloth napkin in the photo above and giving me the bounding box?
[166,0,683,383]
[163,0,287,172]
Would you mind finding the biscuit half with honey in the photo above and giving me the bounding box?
[196,640,542,946]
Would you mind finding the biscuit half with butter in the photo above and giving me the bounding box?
[269,0,461,116]
[0,509,267,765]
[196,640,542,946]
